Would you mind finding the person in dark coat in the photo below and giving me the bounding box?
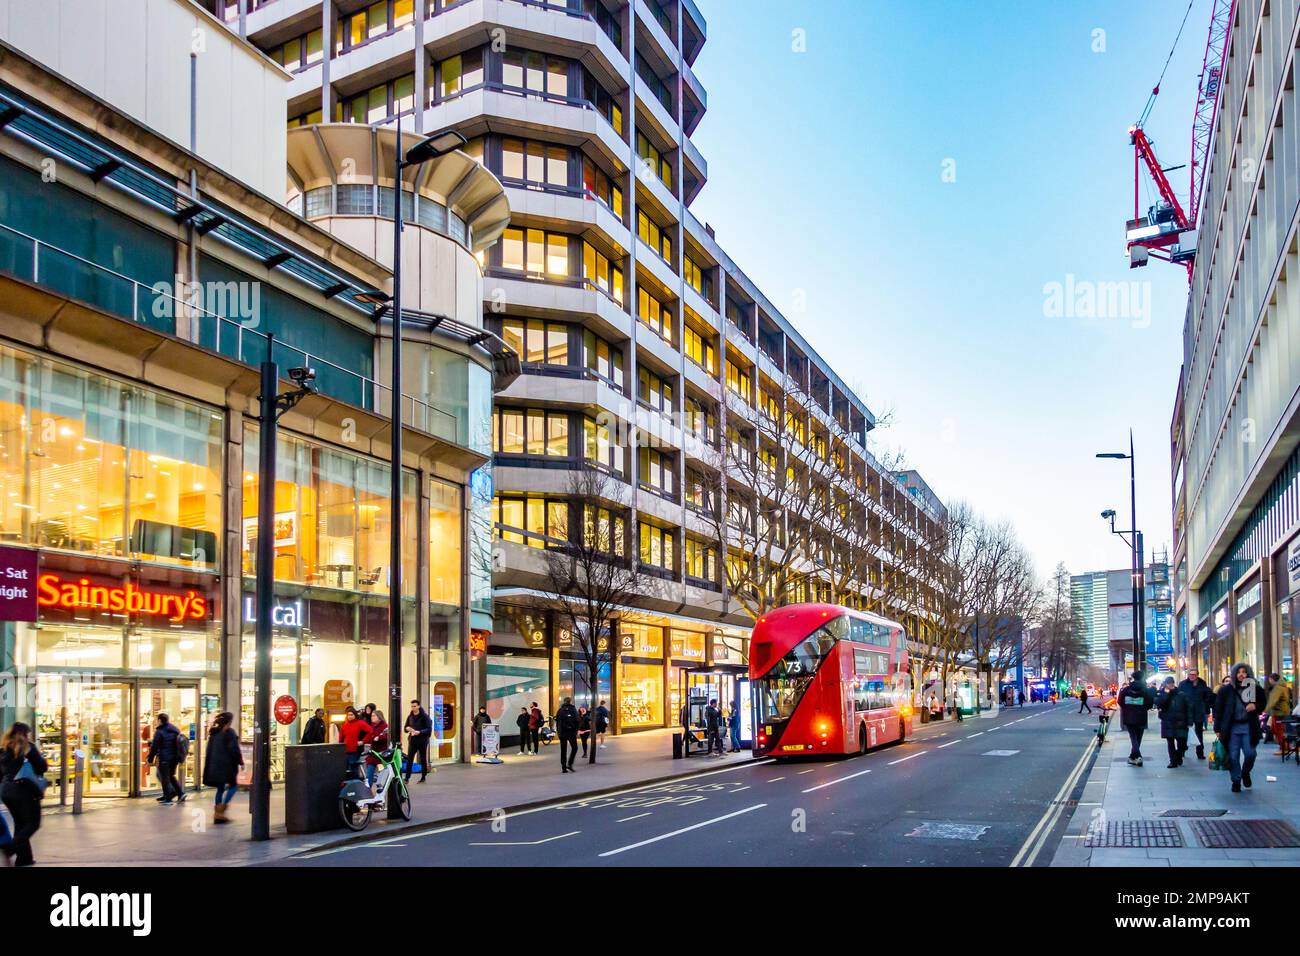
[403,700,434,782]
[201,712,243,825]
[528,702,544,754]
[577,706,592,757]
[300,708,327,745]
[555,697,580,772]
[728,705,742,752]
[0,722,47,867]
[1117,672,1155,766]
[594,700,610,748]
[1155,677,1191,768]
[471,706,492,757]
[704,699,724,756]
[515,707,531,755]
[1077,687,1091,714]
[1177,669,1216,759]
[146,713,186,804]
[1213,661,1268,793]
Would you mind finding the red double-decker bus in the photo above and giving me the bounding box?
[750,603,913,759]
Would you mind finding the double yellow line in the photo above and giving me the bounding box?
[1009,737,1097,868]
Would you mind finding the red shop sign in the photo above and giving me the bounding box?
[273,695,298,725]
[36,572,209,623]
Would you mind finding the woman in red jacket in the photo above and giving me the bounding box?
[364,709,390,788]
[338,706,373,781]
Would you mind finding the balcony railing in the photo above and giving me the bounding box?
[0,222,459,443]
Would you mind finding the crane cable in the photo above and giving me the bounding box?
[1136,0,1197,129]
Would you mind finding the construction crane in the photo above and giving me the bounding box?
[1124,0,1237,280]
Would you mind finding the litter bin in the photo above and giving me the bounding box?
[284,743,346,834]
[672,732,683,759]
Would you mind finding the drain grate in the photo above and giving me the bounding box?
[1191,819,1300,848]
[1084,820,1184,848]
[1158,809,1229,818]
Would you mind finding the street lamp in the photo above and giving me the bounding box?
[1097,430,1145,678]
[374,126,466,815]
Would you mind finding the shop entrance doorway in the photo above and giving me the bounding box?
[33,675,201,802]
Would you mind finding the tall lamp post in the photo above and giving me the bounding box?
[357,126,466,815]
[1098,431,1145,678]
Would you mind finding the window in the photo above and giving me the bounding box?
[338,75,415,123]
[497,228,572,279]
[638,447,676,496]
[684,469,715,515]
[500,319,568,366]
[583,504,624,555]
[437,48,484,99]
[684,396,716,444]
[585,69,623,134]
[636,132,673,190]
[683,318,716,374]
[582,242,624,304]
[635,53,673,115]
[269,28,323,72]
[501,138,570,191]
[583,158,624,219]
[339,1,390,50]
[638,288,672,343]
[494,408,569,457]
[583,416,625,475]
[684,255,711,300]
[636,210,673,265]
[583,330,625,389]
[503,50,571,100]
[685,538,718,583]
[725,359,751,401]
[494,494,568,548]
[726,299,751,338]
[637,366,674,413]
[639,521,675,572]
[287,108,323,129]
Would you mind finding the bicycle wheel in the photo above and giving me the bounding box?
[339,797,372,831]
[394,783,413,821]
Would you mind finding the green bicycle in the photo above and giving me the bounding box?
[338,744,413,831]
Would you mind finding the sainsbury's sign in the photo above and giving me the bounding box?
[37,573,209,623]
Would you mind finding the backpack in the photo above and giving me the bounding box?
[175,730,190,760]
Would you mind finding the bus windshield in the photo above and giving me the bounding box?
[754,616,846,723]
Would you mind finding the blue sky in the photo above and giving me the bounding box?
[690,0,1210,577]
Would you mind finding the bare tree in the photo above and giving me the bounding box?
[537,467,652,764]
[1026,562,1088,683]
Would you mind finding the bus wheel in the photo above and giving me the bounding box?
[858,724,868,754]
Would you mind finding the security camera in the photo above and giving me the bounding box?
[1101,509,1116,520]
[288,367,317,391]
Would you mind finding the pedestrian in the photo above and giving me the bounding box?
[728,705,742,752]
[578,705,592,757]
[704,698,724,756]
[301,707,327,745]
[594,700,610,748]
[146,712,187,805]
[1117,671,1156,766]
[404,700,433,782]
[928,695,942,721]
[0,722,46,867]
[555,697,580,772]
[951,691,964,722]
[1264,673,1292,747]
[1155,677,1190,768]
[515,707,531,755]
[202,712,243,825]
[363,709,390,788]
[339,705,373,780]
[471,705,492,757]
[1177,668,1215,759]
[1213,662,1267,793]
[1017,688,1024,707]
[528,702,544,754]
[1077,687,1091,714]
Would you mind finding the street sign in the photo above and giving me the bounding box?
[273,695,298,725]
[0,546,39,622]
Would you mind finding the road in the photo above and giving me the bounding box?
[287,701,1100,867]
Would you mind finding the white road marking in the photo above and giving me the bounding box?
[966,732,984,739]
[887,751,927,765]
[297,822,472,857]
[1009,738,1096,868]
[802,768,872,792]
[616,812,652,823]
[470,830,581,847]
[982,750,1020,757]
[767,776,785,782]
[732,785,751,792]
[796,768,818,775]
[937,740,960,749]
[598,804,767,858]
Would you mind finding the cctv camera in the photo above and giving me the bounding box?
[1101,509,1115,519]
[288,367,317,388]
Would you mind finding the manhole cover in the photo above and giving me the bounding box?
[1191,819,1300,848]
[1158,809,1228,818]
[1084,821,1184,848]
[905,822,989,841]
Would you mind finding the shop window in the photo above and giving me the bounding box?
[429,478,461,606]
[619,661,663,727]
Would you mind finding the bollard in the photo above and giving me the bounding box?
[72,749,84,815]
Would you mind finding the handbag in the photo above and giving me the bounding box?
[1209,738,1230,772]
[15,757,48,795]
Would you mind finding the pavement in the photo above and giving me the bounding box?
[284,701,1096,867]
[27,729,751,866]
[1051,720,1300,867]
